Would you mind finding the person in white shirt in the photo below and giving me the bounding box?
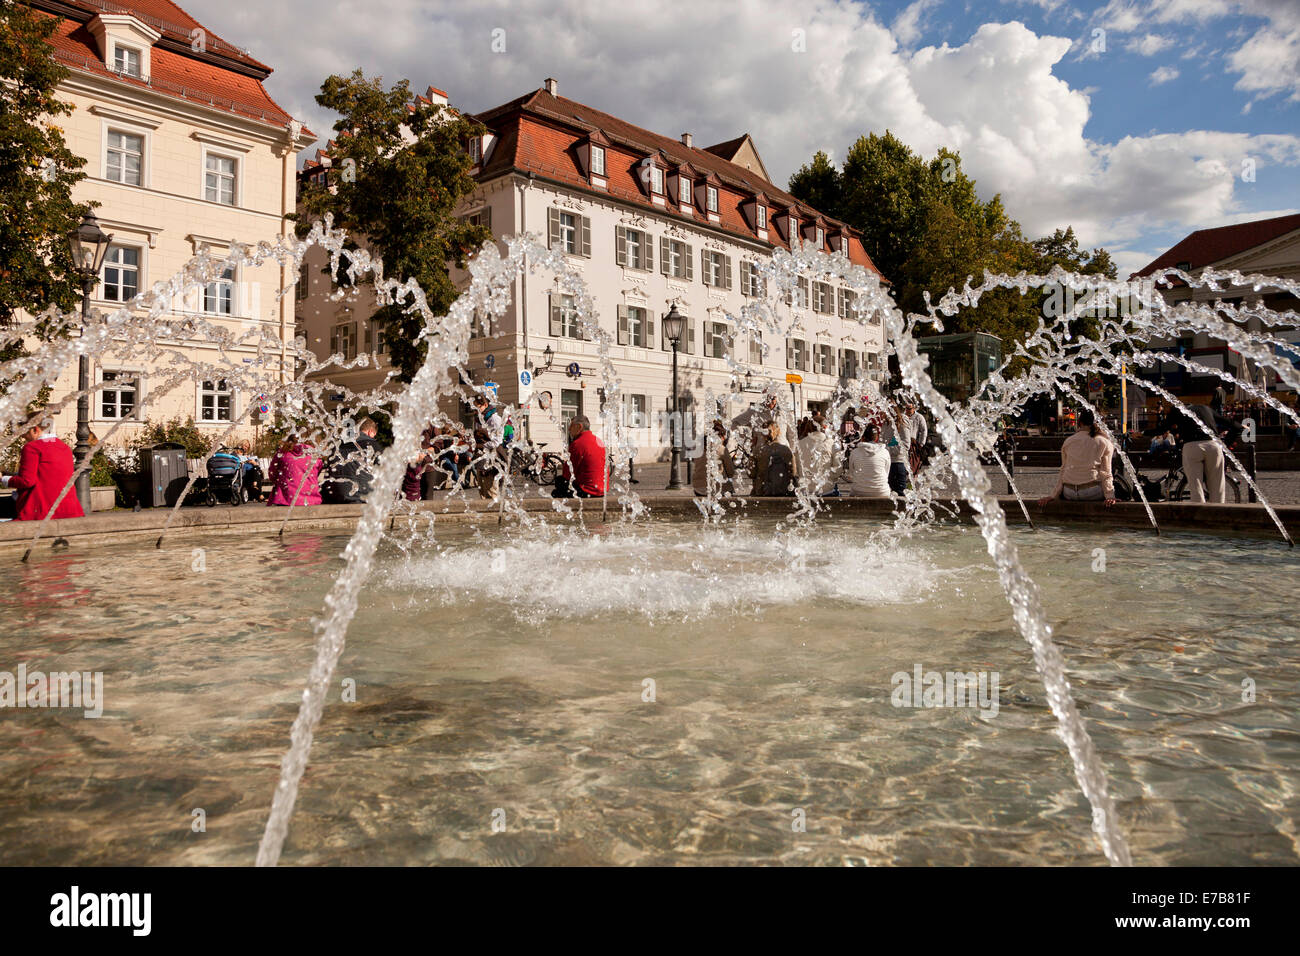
[794,417,838,496]
[1039,409,1116,506]
[844,424,892,497]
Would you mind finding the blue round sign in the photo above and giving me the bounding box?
[485,354,495,369]
[567,362,581,377]
[519,370,532,386]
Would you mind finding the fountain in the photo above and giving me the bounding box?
[2,219,1297,867]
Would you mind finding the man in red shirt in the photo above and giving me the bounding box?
[1,418,85,521]
[552,415,606,498]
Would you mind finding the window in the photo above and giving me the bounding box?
[756,205,767,229]
[702,250,731,289]
[706,185,718,213]
[468,137,481,164]
[618,304,650,348]
[561,388,583,430]
[662,314,695,353]
[786,276,809,309]
[625,393,647,428]
[550,293,584,339]
[330,322,357,359]
[660,238,693,280]
[199,380,233,422]
[615,226,652,270]
[100,370,137,419]
[679,176,692,203]
[203,267,235,315]
[816,227,825,248]
[741,261,764,298]
[815,343,834,375]
[706,321,728,359]
[749,331,764,365]
[101,245,139,302]
[787,338,808,372]
[813,281,833,314]
[839,288,856,320]
[841,348,860,379]
[296,262,310,301]
[363,323,387,355]
[113,46,141,77]
[464,207,491,230]
[548,208,590,256]
[591,145,605,176]
[650,165,664,194]
[204,153,237,205]
[106,130,143,185]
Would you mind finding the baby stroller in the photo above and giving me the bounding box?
[205,449,247,506]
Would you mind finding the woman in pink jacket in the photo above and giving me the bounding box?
[266,436,323,506]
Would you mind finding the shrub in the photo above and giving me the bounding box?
[129,417,213,458]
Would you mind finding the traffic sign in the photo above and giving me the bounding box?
[518,370,533,405]
[786,373,802,384]
[485,354,495,369]
[1087,375,1103,393]
[483,380,498,400]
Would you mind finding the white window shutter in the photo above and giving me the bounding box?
[580,215,591,257]
[549,297,562,336]
[723,255,732,290]
[660,236,670,275]
[644,232,653,272]
[644,310,654,345]
[615,226,626,266]
[547,208,561,250]
[617,304,629,345]
[685,245,694,281]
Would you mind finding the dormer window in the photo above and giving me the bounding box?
[650,165,664,194]
[756,205,767,229]
[816,227,825,248]
[679,176,692,203]
[468,136,481,165]
[591,146,605,177]
[113,45,141,78]
[706,186,718,213]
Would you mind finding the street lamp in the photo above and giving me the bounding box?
[66,211,113,515]
[533,343,554,376]
[662,304,685,490]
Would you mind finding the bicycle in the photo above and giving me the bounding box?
[1155,441,1243,504]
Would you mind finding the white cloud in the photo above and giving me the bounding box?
[1149,65,1181,84]
[175,0,1299,275]
[892,0,940,49]
[1126,34,1174,55]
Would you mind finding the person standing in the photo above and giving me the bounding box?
[880,401,915,495]
[0,418,84,521]
[1039,410,1116,506]
[553,415,606,498]
[473,394,505,501]
[1143,402,1240,503]
[794,417,838,496]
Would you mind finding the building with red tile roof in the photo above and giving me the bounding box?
[297,79,888,459]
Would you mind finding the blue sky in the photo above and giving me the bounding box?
[190,0,1300,278]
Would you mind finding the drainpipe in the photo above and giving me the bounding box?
[519,176,530,441]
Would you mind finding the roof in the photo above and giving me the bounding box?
[33,0,309,133]
[474,87,881,275]
[1132,213,1300,279]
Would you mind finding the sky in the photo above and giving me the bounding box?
[185,0,1300,279]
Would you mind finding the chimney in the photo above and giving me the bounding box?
[544,77,558,96]
[681,132,693,148]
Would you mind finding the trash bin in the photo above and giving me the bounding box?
[139,442,188,507]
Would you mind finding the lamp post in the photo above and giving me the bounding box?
[662,304,685,490]
[66,212,113,516]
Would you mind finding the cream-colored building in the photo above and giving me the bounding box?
[297,80,888,462]
[30,0,313,446]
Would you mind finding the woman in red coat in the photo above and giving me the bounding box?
[1,419,85,521]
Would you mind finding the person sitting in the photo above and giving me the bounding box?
[794,417,838,496]
[1146,430,1174,459]
[692,420,736,497]
[0,418,84,521]
[752,420,794,496]
[321,418,380,504]
[232,440,266,502]
[1039,409,1116,507]
[553,415,606,498]
[843,424,891,497]
[266,435,323,506]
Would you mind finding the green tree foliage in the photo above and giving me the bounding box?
[788,133,1117,369]
[294,70,492,382]
[0,0,91,379]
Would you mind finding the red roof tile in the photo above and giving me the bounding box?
[475,88,882,276]
[35,0,307,133]
[1133,213,1300,279]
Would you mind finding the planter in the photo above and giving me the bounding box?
[114,473,141,508]
[89,485,116,512]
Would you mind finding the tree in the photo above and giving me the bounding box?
[786,151,841,221]
[0,0,90,334]
[294,70,492,382]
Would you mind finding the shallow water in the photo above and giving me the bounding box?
[0,517,1297,866]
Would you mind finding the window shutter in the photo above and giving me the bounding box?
[644,311,654,345]
[686,318,695,354]
[547,208,561,250]
[617,304,629,345]
[549,297,562,336]
[786,339,794,369]
[661,316,670,351]
[644,233,653,272]
[723,255,732,290]
[660,236,670,275]
[580,216,591,257]
[483,206,492,230]
[700,248,709,285]
[685,244,694,281]
[615,226,627,267]
[330,327,340,354]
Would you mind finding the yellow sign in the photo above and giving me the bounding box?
[785,373,802,384]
